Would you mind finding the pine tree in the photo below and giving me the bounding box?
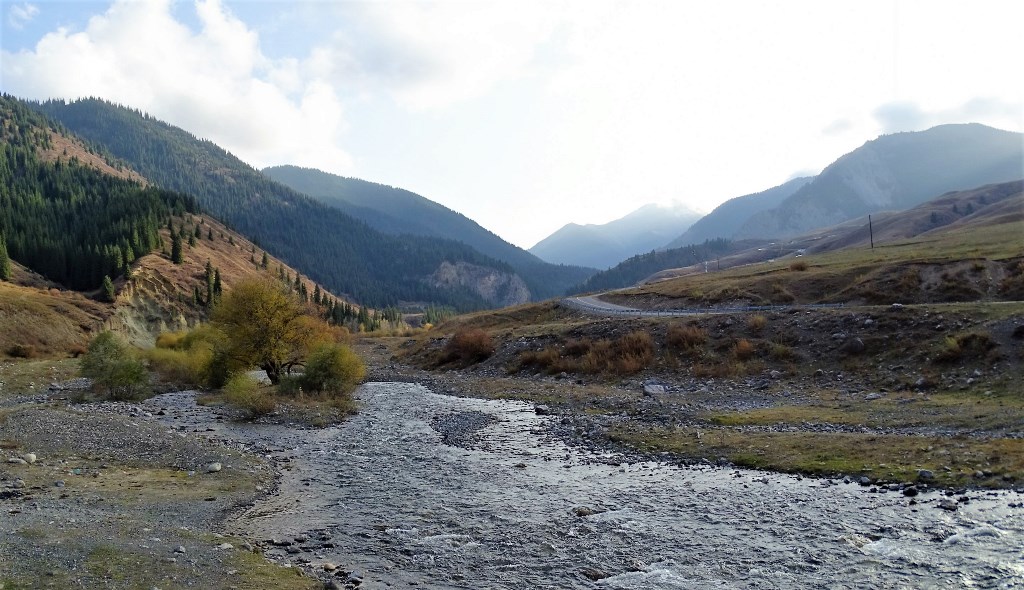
[0,233,12,281]
[261,251,269,269]
[102,275,115,301]
[170,234,184,264]
[213,269,222,299]
[207,228,213,240]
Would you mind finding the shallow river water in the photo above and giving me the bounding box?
[154,382,1023,589]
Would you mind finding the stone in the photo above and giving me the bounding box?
[858,476,872,486]
[864,393,883,401]
[580,567,610,581]
[938,499,958,511]
[22,453,36,464]
[205,462,222,473]
[174,546,186,554]
[643,382,666,395]
[7,458,27,465]
[902,486,919,497]
[917,469,935,481]
[12,479,26,489]
[769,370,782,379]
[216,543,234,550]
[572,506,598,517]
[323,562,338,572]
[534,405,552,416]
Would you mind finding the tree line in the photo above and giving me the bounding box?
[0,95,197,291]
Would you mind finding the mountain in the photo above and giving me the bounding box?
[566,238,739,294]
[261,165,595,298]
[662,177,814,249]
[734,124,1023,239]
[29,97,535,311]
[0,95,362,349]
[530,203,703,269]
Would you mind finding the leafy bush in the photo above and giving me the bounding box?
[934,332,997,363]
[155,331,187,349]
[223,374,275,417]
[300,343,365,396]
[145,345,212,386]
[79,331,149,400]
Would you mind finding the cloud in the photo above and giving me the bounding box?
[0,0,352,173]
[874,98,1023,134]
[7,3,38,29]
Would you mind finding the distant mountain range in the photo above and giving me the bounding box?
[262,165,594,296]
[27,98,593,310]
[732,124,1023,239]
[663,177,813,249]
[529,203,703,269]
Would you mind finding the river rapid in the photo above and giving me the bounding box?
[149,382,1023,589]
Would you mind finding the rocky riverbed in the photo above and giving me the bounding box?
[4,364,1024,588]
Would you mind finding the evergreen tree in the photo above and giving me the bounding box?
[261,251,269,269]
[0,233,11,281]
[213,269,222,299]
[193,224,201,239]
[188,233,196,247]
[207,227,214,240]
[102,275,115,301]
[170,234,184,264]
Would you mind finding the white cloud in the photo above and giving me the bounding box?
[7,3,38,29]
[874,98,1024,134]
[0,0,352,173]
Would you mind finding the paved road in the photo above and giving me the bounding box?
[562,295,843,317]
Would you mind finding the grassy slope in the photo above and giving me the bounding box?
[397,214,1024,488]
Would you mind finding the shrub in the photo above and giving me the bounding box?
[300,343,365,396]
[7,344,37,359]
[747,314,767,332]
[155,331,187,349]
[79,332,149,400]
[733,338,755,361]
[789,260,808,272]
[666,324,707,351]
[769,342,797,361]
[145,345,212,386]
[934,332,997,363]
[443,328,495,365]
[223,374,275,417]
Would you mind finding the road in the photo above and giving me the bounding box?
[562,295,843,317]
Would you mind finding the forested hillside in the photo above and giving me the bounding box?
[568,238,736,294]
[263,165,596,298]
[27,98,527,310]
[0,95,196,291]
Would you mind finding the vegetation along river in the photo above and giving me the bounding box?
[148,382,1023,589]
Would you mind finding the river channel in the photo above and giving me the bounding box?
[148,382,1023,589]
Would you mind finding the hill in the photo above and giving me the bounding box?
[662,177,813,249]
[734,124,1023,239]
[262,165,595,299]
[530,203,703,269]
[27,97,538,311]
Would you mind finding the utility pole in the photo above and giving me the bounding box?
[868,215,874,249]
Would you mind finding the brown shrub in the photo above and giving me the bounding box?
[666,324,707,350]
[733,338,755,361]
[513,331,654,376]
[789,260,808,271]
[443,328,495,365]
[769,342,797,361]
[68,344,88,358]
[7,344,37,359]
[747,314,767,332]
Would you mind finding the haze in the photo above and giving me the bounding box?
[2,0,1022,248]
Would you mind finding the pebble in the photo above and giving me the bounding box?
[216,542,234,550]
[7,457,27,465]
[205,462,222,473]
[23,453,37,464]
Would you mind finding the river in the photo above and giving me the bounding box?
[148,382,1024,589]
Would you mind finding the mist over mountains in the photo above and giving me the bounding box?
[529,203,703,269]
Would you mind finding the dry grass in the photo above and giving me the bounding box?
[0,280,105,358]
[515,330,655,376]
[440,328,495,366]
[747,314,767,332]
[666,323,708,351]
[611,425,1024,488]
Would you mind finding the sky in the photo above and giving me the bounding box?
[2,1,1023,249]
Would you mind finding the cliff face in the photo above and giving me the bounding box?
[427,261,531,308]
